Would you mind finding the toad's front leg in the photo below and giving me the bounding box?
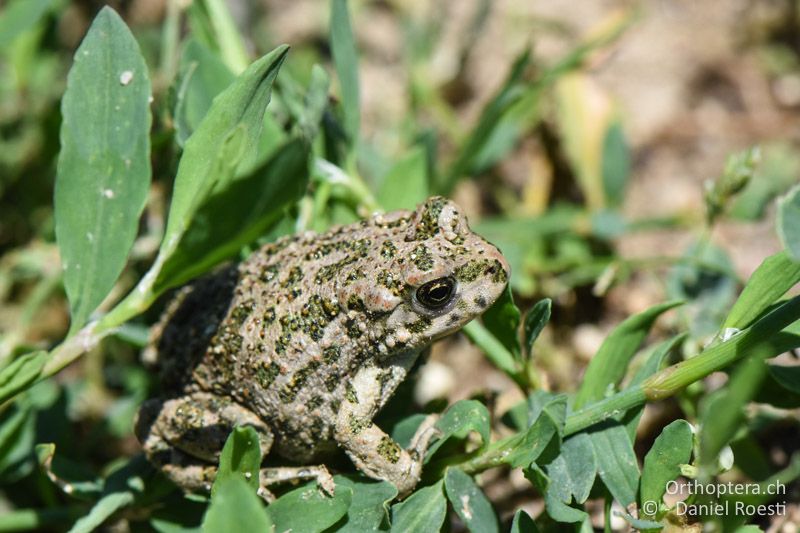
[334,365,440,497]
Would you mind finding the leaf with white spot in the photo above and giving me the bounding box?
[55,6,152,333]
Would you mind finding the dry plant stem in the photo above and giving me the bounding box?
[456,296,800,475]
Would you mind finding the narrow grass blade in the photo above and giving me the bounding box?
[723,251,800,330]
[574,300,683,409]
[330,0,360,147]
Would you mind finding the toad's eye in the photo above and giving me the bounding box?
[415,277,456,310]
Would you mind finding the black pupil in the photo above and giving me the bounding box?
[417,278,455,309]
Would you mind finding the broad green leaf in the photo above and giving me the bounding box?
[778,185,800,260]
[268,481,352,532]
[334,476,397,533]
[591,422,640,506]
[391,413,427,449]
[768,364,800,394]
[212,426,261,496]
[545,433,596,505]
[426,400,490,461]
[390,480,446,533]
[444,469,498,533]
[525,464,587,524]
[482,284,522,360]
[173,39,235,147]
[0,0,53,48]
[640,419,693,518]
[509,510,538,533]
[601,119,630,207]
[523,298,552,356]
[0,351,46,404]
[574,300,683,408]
[55,7,152,332]
[202,476,272,532]
[146,45,289,296]
[330,0,360,146]
[155,138,309,289]
[377,147,428,211]
[68,491,135,533]
[723,251,800,330]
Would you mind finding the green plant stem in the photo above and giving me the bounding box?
[453,296,800,475]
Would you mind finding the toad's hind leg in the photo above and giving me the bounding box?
[135,392,333,497]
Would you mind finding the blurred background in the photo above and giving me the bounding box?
[1,0,799,529]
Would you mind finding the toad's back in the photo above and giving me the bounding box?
[149,197,509,462]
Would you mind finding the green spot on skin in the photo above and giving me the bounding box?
[377,436,402,463]
[407,316,432,334]
[348,414,370,435]
[345,382,359,404]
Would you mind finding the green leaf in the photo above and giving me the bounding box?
[202,476,272,532]
[489,394,565,469]
[444,469,498,533]
[267,481,352,532]
[0,351,46,404]
[509,510,539,533]
[390,479,446,533]
[768,364,800,394]
[155,138,309,290]
[591,422,640,506]
[723,251,800,330]
[545,433,596,505]
[173,39,235,147]
[334,476,397,533]
[296,65,331,143]
[601,119,630,207]
[778,184,800,260]
[640,419,693,518]
[68,491,135,533]
[482,284,522,362]
[0,0,53,48]
[330,0,360,146]
[525,464,587,524]
[426,400,490,460]
[523,298,552,356]
[574,300,683,408]
[442,49,530,192]
[141,45,288,300]
[212,426,262,496]
[377,147,429,211]
[55,6,152,333]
